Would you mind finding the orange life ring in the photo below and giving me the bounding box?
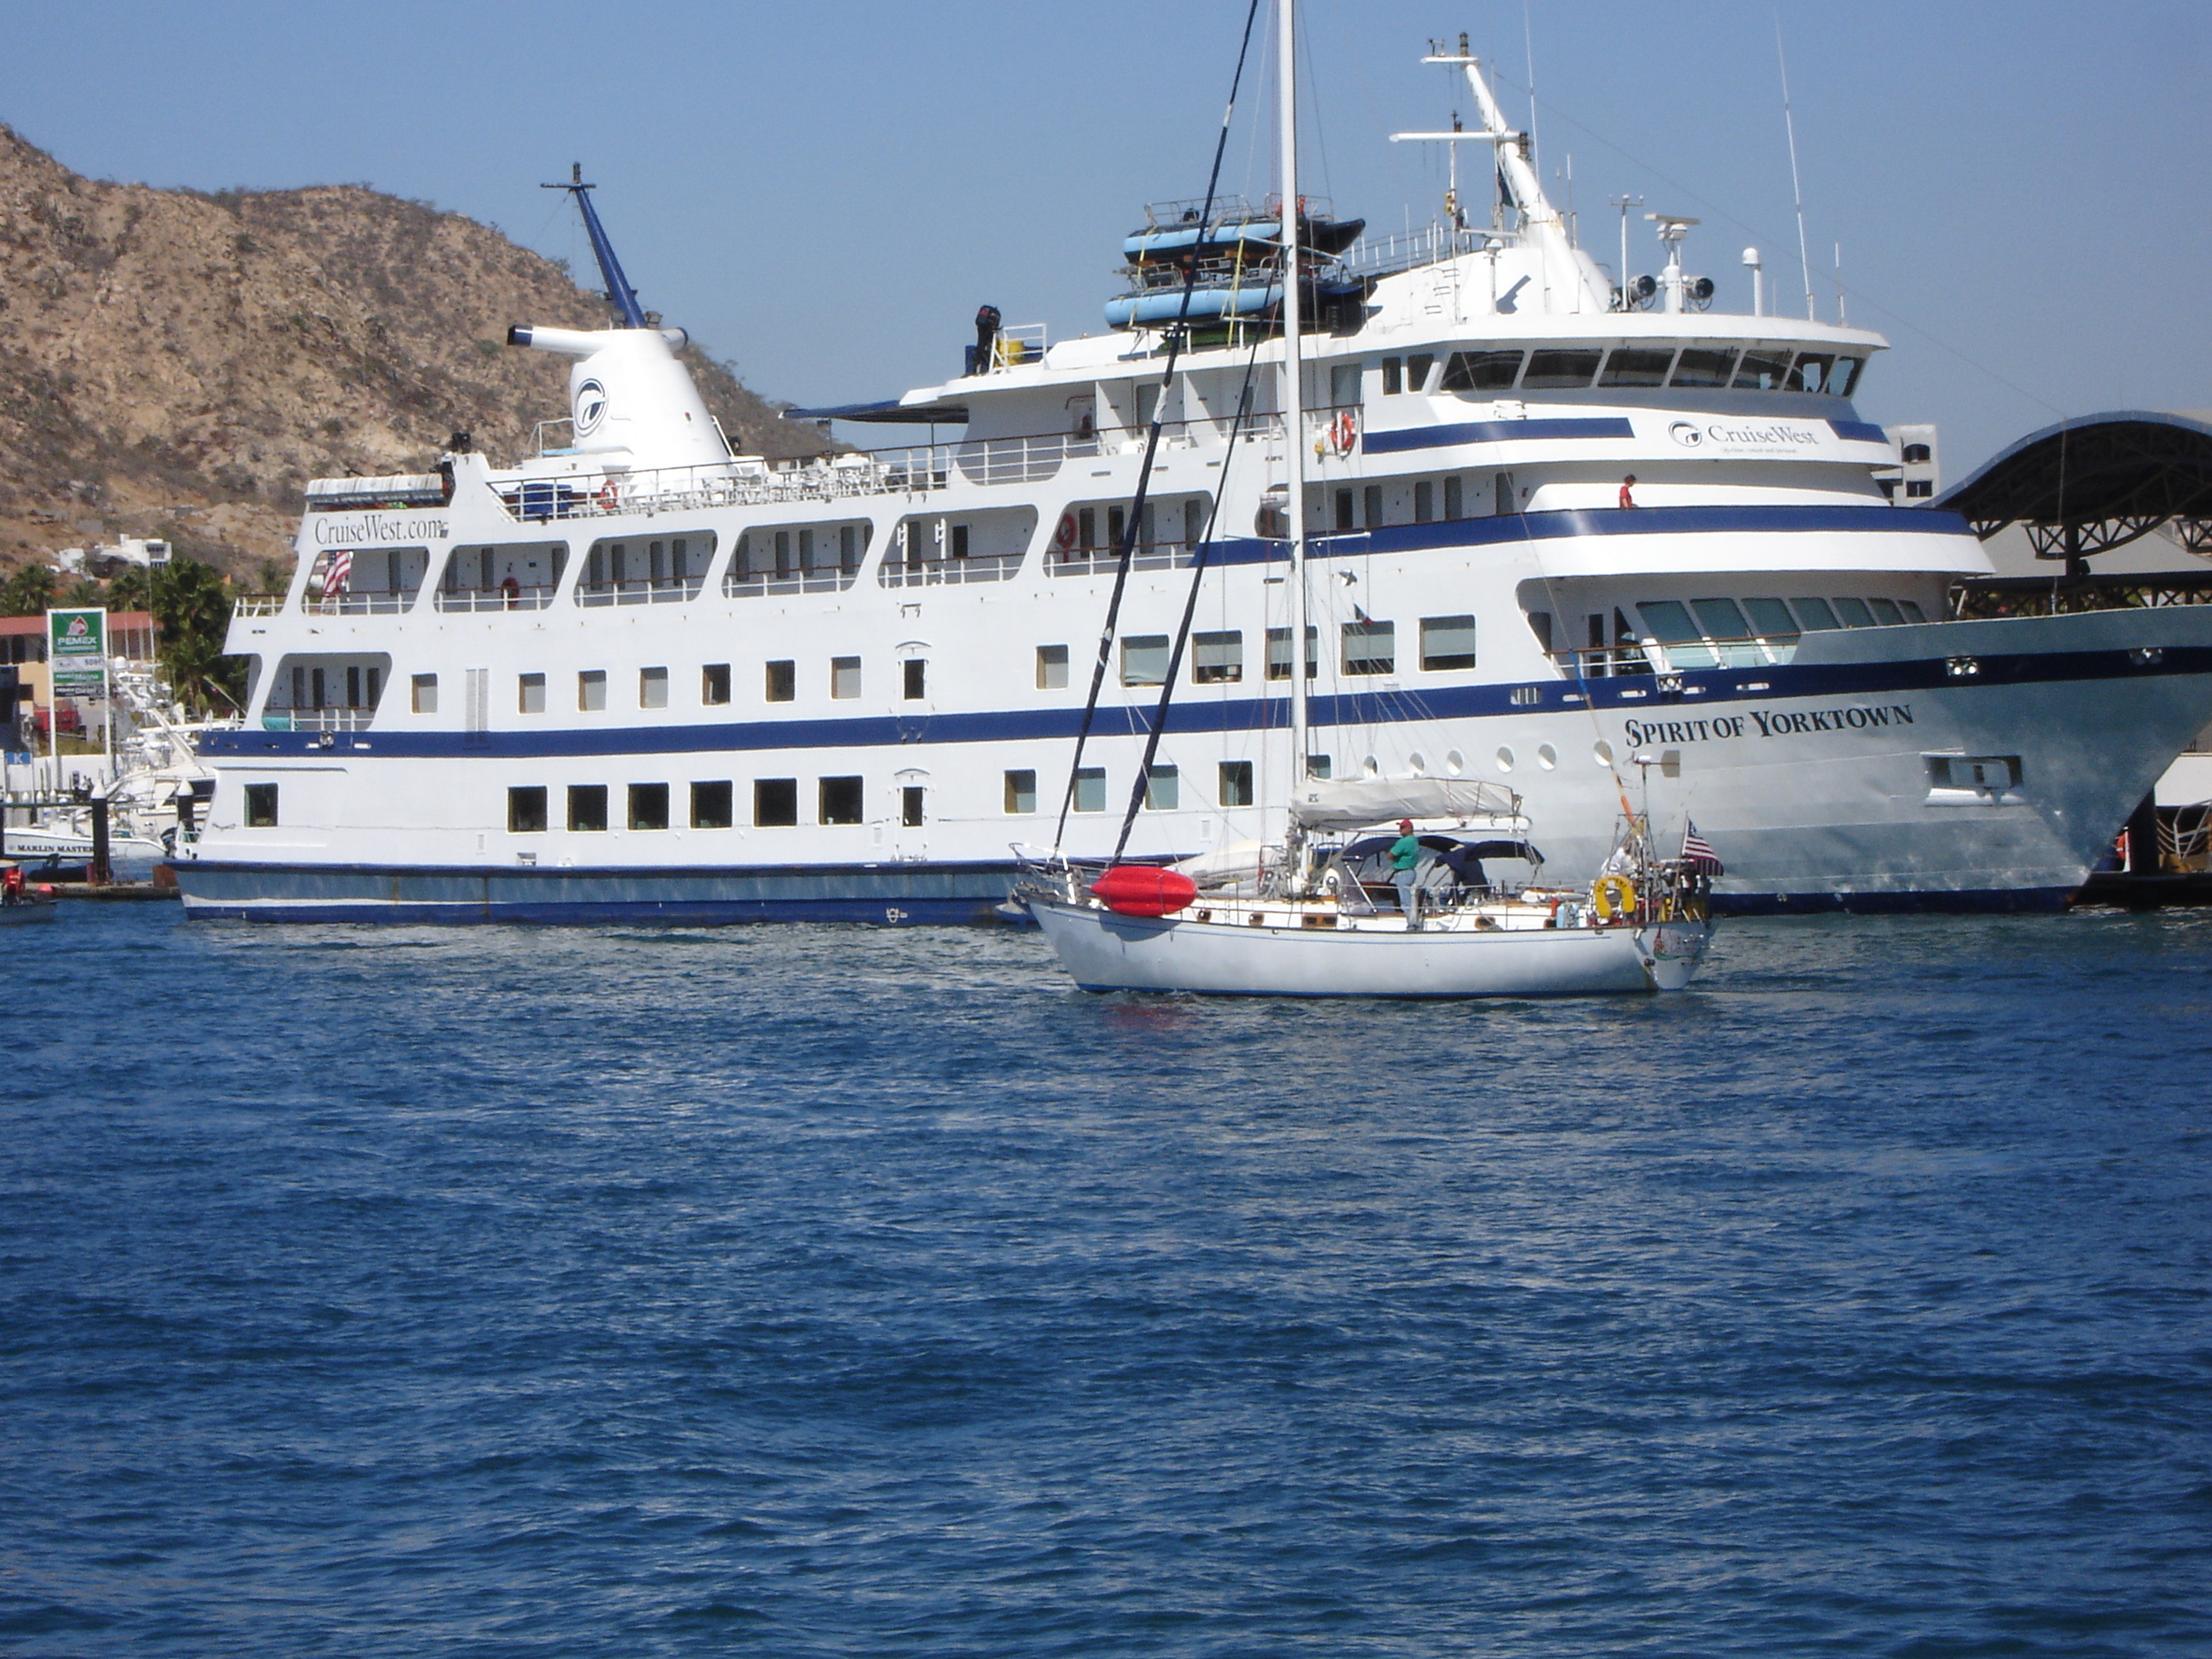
[1331,411,1356,454]
[595,480,618,511]
[1053,511,1079,553]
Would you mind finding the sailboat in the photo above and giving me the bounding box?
[1018,0,1712,997]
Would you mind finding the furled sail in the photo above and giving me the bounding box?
[1288,777,1521,832]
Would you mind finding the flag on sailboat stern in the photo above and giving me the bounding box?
[1682,820,1724,875]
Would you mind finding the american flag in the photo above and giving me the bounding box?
[322,549,352,595]
[1681,819,1724,875]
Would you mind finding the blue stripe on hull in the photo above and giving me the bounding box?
[176,859,2077,925]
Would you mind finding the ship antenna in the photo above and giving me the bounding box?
[1774,17,1816,321]
[543,162,649,329]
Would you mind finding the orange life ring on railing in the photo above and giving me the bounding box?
[1053,511,1079,555]
[595,480,618,511]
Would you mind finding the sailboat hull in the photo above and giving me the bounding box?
[1027,896,1706,996]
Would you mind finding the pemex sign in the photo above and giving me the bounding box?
[47,607,108,697]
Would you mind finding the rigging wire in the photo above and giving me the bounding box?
[1052,0,1268,854]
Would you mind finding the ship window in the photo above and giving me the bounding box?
[411,673,437,713]
[691,780,733,829]
[1601,347,1675,388]
[754,778,798,827]
[765,660,795,703]
[578,669,607,711]
[1414,480,1434,524]
[1307,754,1332,780]
[1519,349,1602,389]
[244,783,278,827]
[1901,443,1932,465]
[1342,619,1395,676]
[1122,635,1170,687]
[1690,598,1753,640]
[1330,363,1362,407]
[1144,765,1179,810]
[640,666,668,709]
[1898,600,1928,624]
[508,787,547,833]
[1218,760,1255,808]
[1791,352,1838,394]
[1421,615,1478,672]
[1832,357,1864,396]
[950,524,970,559]
[628,783,670,831]
[1004,770,1038,814]
[1440,349,1523,392]
[1381,357,1403,396]
[1267,625,1317,680]
[1192,630,1242,684]
[568,785,609,833]
[1036,644,1069,689]
[818,776,864,826]
[703,663,731,705]
[1407,352,1436,392]
[831,657,861,700]
[1634,601,1718,670]
[902,659,926,700]
[518,672,546,714]
[1868,597,1906,626]
[901,786,924,827]
[1743,598,1800,641]
[1790,597,1841,631]
[1732,349,1793,391]
[1906,479,1934,498]
[1072,767,1107,813]
[1833,597,1877,627]
[1671,348,1738,388]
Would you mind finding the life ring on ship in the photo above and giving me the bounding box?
[1330,411,1357,454]
[1592,874,1636,923]
[1053,511,1079,555]
[594,481,618,511]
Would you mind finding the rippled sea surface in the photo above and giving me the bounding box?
[3,906,2208,1656]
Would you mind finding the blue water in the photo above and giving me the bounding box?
[3,908,2208,1656]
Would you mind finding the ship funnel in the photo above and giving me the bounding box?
[505,323,726,468]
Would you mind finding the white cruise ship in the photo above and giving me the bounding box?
[177,45,2212,924]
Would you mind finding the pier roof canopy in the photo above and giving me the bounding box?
[1934,410,2212,562]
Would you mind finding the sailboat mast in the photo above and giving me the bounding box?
[1278,0,1310,798]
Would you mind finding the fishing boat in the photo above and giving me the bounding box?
[172,17,2212,925]
[0,860,57,926]
[1019,0,1709,997]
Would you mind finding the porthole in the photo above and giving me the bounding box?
[1495,745,1516,773]
[1407,750,1427,776]
[1445,749,1465,776]
[1593,740,1615,767]
[1363,754,1380,778]
[1537,743,1558,770]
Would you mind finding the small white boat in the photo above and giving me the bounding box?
[1019,780,1710,997]
[0,860,57,925]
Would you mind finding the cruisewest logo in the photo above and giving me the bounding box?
[1668,420,1704,448]
[575,378,609,434]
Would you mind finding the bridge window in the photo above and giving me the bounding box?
[1832,597,1876,627]
[1791,352,1837,395]
[1671,348,1738,388]
[1743,598,1800,641]
[1867,598,1906,626]
[1520,349,1603,390]
[1732,349,1793,391]
[1407,352,1436,392]
[1790,597,1840,631]
[1601,348,1675,388]
[1440,349,1523,393]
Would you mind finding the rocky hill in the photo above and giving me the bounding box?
[0,124,825,580]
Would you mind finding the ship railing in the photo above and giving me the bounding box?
[260,707,376,733]
[434,584,559,613]
[1341,221,1497,280]
[1046,538,1202,577]
[485,419,1265,524]
[233,592,286,618]
[574,575,709,609]
[302,591,416,617]
[534,418,576,457]
[972,323,1049,375]
[724,569,860,598]
[1547,647,1655,679]
[876,551,1025,589]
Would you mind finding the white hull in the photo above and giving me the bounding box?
[1028,896,1705,996]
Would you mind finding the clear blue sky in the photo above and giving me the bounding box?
[4,2,2207,472]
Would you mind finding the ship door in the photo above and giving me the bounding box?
[892,767,929,862]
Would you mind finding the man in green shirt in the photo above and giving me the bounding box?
[1389,818,1424,926]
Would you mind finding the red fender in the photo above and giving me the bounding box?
[1089,864,1198,918]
